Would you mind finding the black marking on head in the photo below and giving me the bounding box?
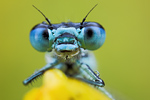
[52,22,104,29]
[31,23,49,30]
[31,22,105,32]
[57,33,76,38]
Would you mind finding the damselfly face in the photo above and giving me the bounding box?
[30,22,105,59]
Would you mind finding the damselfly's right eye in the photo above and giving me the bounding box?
[78,24,106,50]
[30,25,54,52]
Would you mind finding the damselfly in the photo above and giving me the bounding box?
[23,4,106,88]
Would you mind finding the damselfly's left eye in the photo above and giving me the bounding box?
[79,26,106,50]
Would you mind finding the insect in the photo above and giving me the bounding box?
[23,4,106,87]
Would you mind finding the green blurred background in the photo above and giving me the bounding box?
[0,0,150,100]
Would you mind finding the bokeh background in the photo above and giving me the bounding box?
[0,0,150,100]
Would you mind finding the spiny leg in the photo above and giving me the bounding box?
[23,61,59,85]
[76,62,105,87]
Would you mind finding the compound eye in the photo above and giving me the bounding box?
[83,26,106,50]
[30,27,53,52]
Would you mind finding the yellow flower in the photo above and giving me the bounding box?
[23,69,111,100]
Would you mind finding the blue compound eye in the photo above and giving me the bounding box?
[30,27,54,52]
[82,26,106,50]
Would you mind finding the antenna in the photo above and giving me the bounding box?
[80,4,98,28]
[32,5,53,28]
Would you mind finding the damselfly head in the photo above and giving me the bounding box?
[30,4,106,59]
